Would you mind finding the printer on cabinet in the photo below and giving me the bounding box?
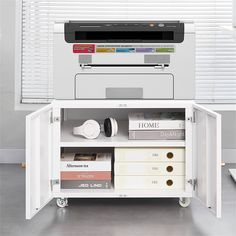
[53,21,195,100]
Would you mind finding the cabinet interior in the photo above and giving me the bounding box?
[60,108,186,145]
[59,108,186,192]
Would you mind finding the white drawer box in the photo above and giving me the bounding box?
[115,148,185,162]
[115,176,185,190]
[115,162,185,176]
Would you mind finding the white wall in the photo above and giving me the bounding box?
[0,0,235,163]
[0,0,29,163]
[218,111,236,163]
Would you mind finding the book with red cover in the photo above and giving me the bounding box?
[61,171,111,180]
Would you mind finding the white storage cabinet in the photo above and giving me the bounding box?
[26,100,221,219]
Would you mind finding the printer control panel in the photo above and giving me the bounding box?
[64,21,185,43]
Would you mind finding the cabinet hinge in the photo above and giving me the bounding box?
[187,179,197,191]
[187,111,196,123]
[51,179,59,185]
[50,179,59,190]
[50,113,60,123]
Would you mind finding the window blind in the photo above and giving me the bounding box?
[21,0,236,103]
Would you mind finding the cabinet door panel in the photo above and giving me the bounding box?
[26,104,53,219]
[193,104,221,218]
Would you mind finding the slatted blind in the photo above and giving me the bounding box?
[21,0,236,103]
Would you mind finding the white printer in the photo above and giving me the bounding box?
[54,21,195,99]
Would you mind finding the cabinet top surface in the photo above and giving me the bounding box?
[52,100,194,108]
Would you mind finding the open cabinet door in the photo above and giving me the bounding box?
[26,104,54,219]
[193,104,221,218]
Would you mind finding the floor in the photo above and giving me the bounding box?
[0,164,236,236]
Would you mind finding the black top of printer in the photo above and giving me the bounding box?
[64,21,184,43]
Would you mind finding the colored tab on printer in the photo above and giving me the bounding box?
[116,48,136,53]
[136,48,155,53]
[96,48,116,53]
[73,44,95,53]
[156,48,175,53]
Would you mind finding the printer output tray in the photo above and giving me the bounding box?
[75,73,174,99]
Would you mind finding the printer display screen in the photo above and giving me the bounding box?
[75,31,174,41]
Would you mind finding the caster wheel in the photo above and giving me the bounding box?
[179,197,191,208]
[56,198,68,208]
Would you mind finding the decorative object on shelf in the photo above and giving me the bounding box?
[73,117,118,139]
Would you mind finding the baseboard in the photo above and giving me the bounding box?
[0,149,25,163]
[222,149,236,163]
[0,148,235,164]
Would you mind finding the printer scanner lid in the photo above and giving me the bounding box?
[64,21,185,43]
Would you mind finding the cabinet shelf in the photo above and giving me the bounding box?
[60,120,186,147]
[54,189,191,198]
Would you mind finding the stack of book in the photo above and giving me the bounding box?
[60,152,112,189]
[128,112,185,140]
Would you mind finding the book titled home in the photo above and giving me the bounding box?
[128,112,185,130]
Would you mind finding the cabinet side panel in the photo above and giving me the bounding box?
[26,104,53,219]
[26,116,40,219]
[195,110,208,205]
[206,114,221,218]
[39,111,53,206]
[193,103,222,218]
